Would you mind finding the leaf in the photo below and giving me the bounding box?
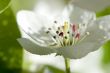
[0,0,11,14]
[0,6,22,73]
[102,40,110,65]
[96,6,110,17]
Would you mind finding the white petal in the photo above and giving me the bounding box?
[17,10,55,45]
[51,15,70,27]
[17,38,54,55]
[56,41,102,59]
[17,10,47,34]
[63,4,96,24]
[56,15,110,59]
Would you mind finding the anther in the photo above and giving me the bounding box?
[48,28,51,30]
[67,31,70,34]
[54,21,57,23]
[58,27,60,30]
[46,31,49,34]
[56,31,59,34]
[59,32,64,37]
[64,36,68,39]
[53,36,56,39]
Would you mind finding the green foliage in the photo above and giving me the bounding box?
[0,0,11,14]
[96,6,110,17]
[0,7,22,73]
[102,40,110,65]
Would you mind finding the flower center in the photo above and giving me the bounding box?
[46,21,89,47]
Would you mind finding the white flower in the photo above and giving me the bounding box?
[17,4,110,59]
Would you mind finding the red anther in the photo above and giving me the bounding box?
[72,24,77,32]
[75,33,80,39]
[59,32,64,37]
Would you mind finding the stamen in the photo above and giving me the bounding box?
[59,32,64,37]
[56,31,59,34]
[53,36,56,39]
[64,21,69,32]
[45,21,87,47]
[46,31,49,34]
[67,31,70,34]
[75,33,80,39]
[77,32,90,44]
[64,36,68,39]
[54,21,57,23]
[58,27,60,30]
[48,28,51,30]
[72,24,77,32]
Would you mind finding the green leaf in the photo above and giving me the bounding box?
[102,40,110,65]
[0,7,22,73]
[96,6,110,17]
[0,0,11,14]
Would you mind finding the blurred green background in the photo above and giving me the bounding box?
[0,0,110,73]
[0,0,22,73]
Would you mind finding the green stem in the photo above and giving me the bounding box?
[64,58,70,73]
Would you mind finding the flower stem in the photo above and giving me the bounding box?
[64,58,70,73]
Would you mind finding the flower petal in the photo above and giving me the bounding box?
[17,10,55,45]
[17,38,54,55]
[63,4,96,24]
[17,10,47,34]
[56,15,110,59]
